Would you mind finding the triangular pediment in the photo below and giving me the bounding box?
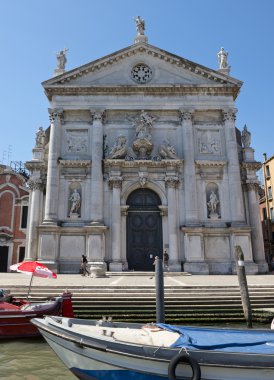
[43,43,242,99]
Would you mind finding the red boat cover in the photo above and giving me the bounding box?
[0,302,20,311]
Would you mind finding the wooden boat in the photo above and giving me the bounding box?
[32,316,274,380]
[0,291,74,339]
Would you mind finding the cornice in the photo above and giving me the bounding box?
[59,160,91,168]
[25,160,47,171]
[195,160,227,168]
[241,161,262,171]
[104,158,183,170]
[44,85,239,101]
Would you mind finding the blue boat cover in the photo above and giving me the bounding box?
[156,324,274,354]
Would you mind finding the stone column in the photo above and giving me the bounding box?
[25,177,43,260]
[90,109,105,224]
[43,109,63,224]
[222,109,245,223]
[179,110,199,225]
[246,183,268,272]
[108,176,123,271]
[165,176,181,271]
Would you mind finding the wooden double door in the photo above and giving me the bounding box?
[126,189,163,271]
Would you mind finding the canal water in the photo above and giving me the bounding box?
[0,338,76,380]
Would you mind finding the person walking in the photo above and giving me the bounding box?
[163,250,169,271]
[80,255,90,276]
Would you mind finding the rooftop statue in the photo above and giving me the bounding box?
[217,47,229,69]
[135,16,145,35]
[241,124,251,148]
[56,48,68,70]
[35,127,46,148]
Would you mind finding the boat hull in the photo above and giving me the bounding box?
[0,300,62,339]
[32,317,274,380]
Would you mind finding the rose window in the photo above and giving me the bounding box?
[131,64,152,83]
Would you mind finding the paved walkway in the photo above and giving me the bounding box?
[1,272,274,288]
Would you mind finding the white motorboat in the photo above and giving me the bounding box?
[32,316,274,380]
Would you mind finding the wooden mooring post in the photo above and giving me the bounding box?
[235,245,253,328]
[155,257,165,323]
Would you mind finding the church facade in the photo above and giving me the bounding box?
[25,23,267,274]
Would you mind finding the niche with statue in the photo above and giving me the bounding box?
[206,183,221,219]
[68,182,82,218]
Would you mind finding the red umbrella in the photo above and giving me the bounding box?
[10,261,57,298]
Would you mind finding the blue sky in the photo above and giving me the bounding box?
[0,0,273,171]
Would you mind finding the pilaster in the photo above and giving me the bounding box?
[222,108,245,224]
[43,108,64,224]
[244,182,268,273]
[108,176,123,271]
[90,109,105,224]
[179,109,199,225]
[165,175,181,271]
[25,177,44,260]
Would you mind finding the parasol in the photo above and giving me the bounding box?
[10,261,57,299]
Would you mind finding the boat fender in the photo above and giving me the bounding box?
[168,353,201,380]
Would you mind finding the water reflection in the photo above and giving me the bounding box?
[0,338,76,380]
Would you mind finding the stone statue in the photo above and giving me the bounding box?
[207,190,219,217]
[135,16,145,35]
[108,136,127,159]
[217,47,228,69]
[35,127,45,148]
[159,139,178,159]
[135,110,154,140]
[241,125,251,148]
[69,189,81,214]
[56,48,68,70]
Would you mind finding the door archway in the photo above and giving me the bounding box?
[126,188,163,271]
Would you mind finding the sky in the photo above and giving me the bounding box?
[0,0,273,174]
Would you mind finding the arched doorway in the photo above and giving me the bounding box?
[126,188,163,271]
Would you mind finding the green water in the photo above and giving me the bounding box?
[0,338,76,380]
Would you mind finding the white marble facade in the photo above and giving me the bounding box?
[25,27,268,274]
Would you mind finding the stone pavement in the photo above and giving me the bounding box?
[1,272,274,289]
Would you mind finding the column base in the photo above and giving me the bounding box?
[109,262,123,272]
[89,262,107,277]
[183,261,209,274]
[42,219,57,226]
[231,261,260,275]
[168,262,182,272]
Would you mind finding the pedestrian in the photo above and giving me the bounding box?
[80,255,90,276]
[163,250,169,271]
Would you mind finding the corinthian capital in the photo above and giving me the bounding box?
[49,108,64,124]
[28,177,44,191]
[222,109,237,123]
[108,176,123,189]
[165,176,179,188]
[179,109,194,122]
[90,109,106,123]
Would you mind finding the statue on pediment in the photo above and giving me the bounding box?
[217,47,228,69]
[108,136,127,159]
[241,125,251,148]
[159,139,178,159]
[135,16,145,35]
[35,127,46,148]
[56,48,68,70]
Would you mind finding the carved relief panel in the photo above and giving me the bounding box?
[196,128,222,156]
[66,129,88,154]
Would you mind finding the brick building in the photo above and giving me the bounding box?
[0,164,29,272]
